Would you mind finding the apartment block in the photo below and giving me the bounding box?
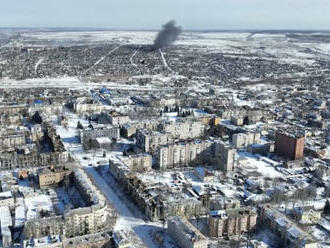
[208,207,257,237]
[168,216,208,248]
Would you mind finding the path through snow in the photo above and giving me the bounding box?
[130,45,140,68]
[82,45,122,75]
[159,49,173,72]
[34,58,44,73]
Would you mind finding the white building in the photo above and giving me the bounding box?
[0,191,15,209]
[110,114,130,126]
[136,129,172,153]
[0,206,13,248]
[157,140,213,170]
[159,120,205,140]
[232,132,261,148]
[214,141,237,172]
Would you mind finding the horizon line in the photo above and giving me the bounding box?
[0,27,330,33]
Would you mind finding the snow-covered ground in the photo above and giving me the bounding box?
[0,75,174,90]
[238,152,282,178]
[13,31,329,67]
[25,195,53,219]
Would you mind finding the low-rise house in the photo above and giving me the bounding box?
[95,137,112,150]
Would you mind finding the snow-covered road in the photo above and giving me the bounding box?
[34,58,44,73]
[54,110,169,248]
[159,49,173,72]
[130,45,140,68]
[85,167,146,230]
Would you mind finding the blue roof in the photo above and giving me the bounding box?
[34,99,43,105]
[100,88,111,94]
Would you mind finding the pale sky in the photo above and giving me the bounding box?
[0,0,329,30]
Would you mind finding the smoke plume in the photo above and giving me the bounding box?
[153,20,182,50]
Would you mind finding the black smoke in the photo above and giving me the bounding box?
[153,20,182,50]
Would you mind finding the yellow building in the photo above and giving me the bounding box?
[212,116,221,126]
[38,166,72,188]
[292,206,321,224]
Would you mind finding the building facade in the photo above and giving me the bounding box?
[80,127,120,150]
[0,151,70,171]
[136,129,171,153]
[208,208,257,237]
[275,132,304,160]
[24,168,117,239]
[232,132,261,148]
[156,140,213,170]
[168,216,208,248]
[38,166,72,188]
[110,114,130,126]
[159,120,205,140]
[119,154,152,172]
[214,141,237,172]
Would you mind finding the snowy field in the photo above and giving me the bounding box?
[0,74,184,89]
[0,76,156,90]
[4,30,330,66]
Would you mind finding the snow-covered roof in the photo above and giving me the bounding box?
[96,137,111,144]
[0,206,12,227]
[0,191,13,199]
[287,226,301,239]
